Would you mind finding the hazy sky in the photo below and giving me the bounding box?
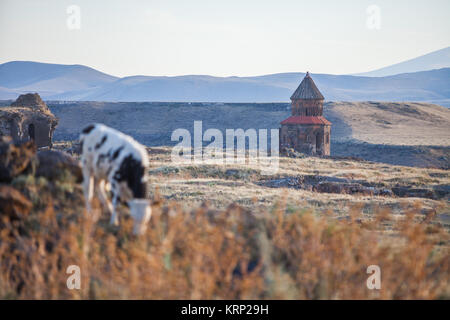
[0,0,449,77]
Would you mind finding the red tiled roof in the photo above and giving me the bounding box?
[280,116,331,125]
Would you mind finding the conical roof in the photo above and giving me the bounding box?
[290,72,324,100]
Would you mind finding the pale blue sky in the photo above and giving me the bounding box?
[0,0,449,77]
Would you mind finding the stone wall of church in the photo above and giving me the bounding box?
[280,124,330,156]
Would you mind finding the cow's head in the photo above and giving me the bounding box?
[128,199,152,235]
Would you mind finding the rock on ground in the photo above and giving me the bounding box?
[36,150,82,183]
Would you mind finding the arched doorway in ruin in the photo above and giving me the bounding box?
[28,123,35,141]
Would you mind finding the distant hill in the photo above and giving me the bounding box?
[0,61,449,106]
[0,61,118,98]
[356,46,450,77]
[47,100,450,147]
[324,101,450,146]
[45,100,450,168]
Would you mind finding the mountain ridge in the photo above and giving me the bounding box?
[0,61,118,99]
[355,46,450,77]
[0,59,449,106]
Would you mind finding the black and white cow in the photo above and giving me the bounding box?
[79,123,151,235]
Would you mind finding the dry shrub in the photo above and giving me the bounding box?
[0,182,449,300]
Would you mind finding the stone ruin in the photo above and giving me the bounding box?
[0,93,58,148]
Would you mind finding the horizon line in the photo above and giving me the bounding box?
[1,44,448,79]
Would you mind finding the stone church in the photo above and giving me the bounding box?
[280,72,331,156]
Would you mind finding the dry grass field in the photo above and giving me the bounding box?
[147,147,449,222]
[1,145,449,299]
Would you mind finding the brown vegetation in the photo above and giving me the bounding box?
[0,146,449,299]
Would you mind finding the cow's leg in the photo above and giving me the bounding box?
[82,167,94,215]
[109,182,120,226]
[97,179,113,214]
